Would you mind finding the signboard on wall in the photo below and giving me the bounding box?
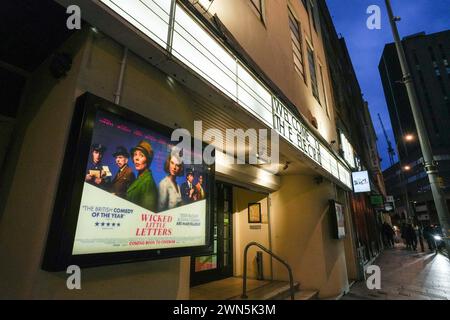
[42,93,214,271]
[329,200,346,239]
[385,195,395,212]
[384,203,394,212]
[370,195,384,206]
[352,171,371,193]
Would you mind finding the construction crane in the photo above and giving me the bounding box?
[378,113,395,166]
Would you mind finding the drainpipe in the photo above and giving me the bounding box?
[114,47,129,105]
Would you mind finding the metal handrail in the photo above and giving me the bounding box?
[241,242,295,300]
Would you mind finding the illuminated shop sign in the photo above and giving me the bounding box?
[352,171,371,193]
[370,195,384,206]
[42,93,214,271]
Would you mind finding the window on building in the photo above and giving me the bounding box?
[288,7,305,81]
[250,0,264,23]
[437,75,447,96]
[307,46,319,101]
[427,102,440,136]
[319,64,329,116]
[413,51,419,64]
[429,46,437,62]
[418,71,426,88]
[438,44,447,60]
[309,0,318,33]
[413,51,421,70]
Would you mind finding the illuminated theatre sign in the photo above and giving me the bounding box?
[272,97,321,164]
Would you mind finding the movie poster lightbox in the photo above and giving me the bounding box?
[42,93,214,271]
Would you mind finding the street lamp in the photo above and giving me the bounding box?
[385,0,450,256]
[393,134,414,223]
[404,134,414,142]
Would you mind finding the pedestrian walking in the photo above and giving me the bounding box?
[382,222,395,248]
[407,224,417,251]
[423,224,435,252]
[401,223,411,249]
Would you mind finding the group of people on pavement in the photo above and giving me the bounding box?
[382,221,440,252]
[400,223,419,250]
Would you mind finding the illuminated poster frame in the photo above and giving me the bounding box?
[329,200,346,239]
[42,93,214,271]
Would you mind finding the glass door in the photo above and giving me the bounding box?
[190,182,233,286]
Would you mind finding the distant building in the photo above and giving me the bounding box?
[379,30,450,225]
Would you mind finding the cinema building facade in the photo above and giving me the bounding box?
[0,0,382,299]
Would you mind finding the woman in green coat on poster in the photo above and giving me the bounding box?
[126,140,158,212]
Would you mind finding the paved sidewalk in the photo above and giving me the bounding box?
[341,245,450,300]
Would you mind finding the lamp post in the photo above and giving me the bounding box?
[385,0,450,256]
[395,134,413,223]
[397,134,426,251]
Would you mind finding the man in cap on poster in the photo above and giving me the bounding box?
[110,146,135,198]
[85,143,110,189]
[180,168,196,205]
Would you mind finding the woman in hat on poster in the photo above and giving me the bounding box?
[158,150,184,212]
[126,140,158,212]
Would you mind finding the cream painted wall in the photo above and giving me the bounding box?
[206,0,337,144]
[337,187,359,282]
[0,28,197,299]
[233,187,271,280]
[270,174,350,298]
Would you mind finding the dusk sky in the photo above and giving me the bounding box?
[325,0,450,170]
